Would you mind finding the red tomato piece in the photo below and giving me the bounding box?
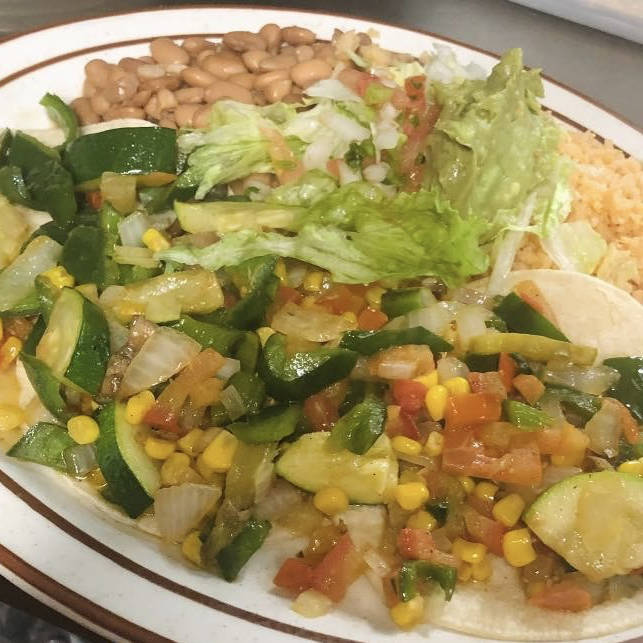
[273,558,314,594]
[462,505,505,556]
[385,406,421,440]
[143,403,181,434]
[311,534,362,603]
[444,393,502,431]
[276,286,303,306]
[304,392,340,431]
[86,190,103,210]
[528,580,593,612]
[498,353,516,393]
[317,285,365,315]
[358,307,388,331]
[397,528,436,560]
[392,379,427,415]
[468,372,507,400]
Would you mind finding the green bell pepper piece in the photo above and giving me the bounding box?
[27,221,69,246]
[40,93,79,147]
[228,405,300,444]
[259,332,358,401]
[7,131,60,170]
[340,326,453,356]
[603,357,643,423]
[463,353,499,372]
[25,159,77,228]
[23,317,46,355]
[235,332,260,373]
[397,561,457,602]
[544,385,601,422]
[425,499,449,525]
[210,371,267,425]
[0,165,31,206]
[503,399,552,429]
[167,315,243,356]
[216,518,271,581]
[380,287,434,319]
[494,292,568,341]
[7,422,74,471]
[330,396,386,455]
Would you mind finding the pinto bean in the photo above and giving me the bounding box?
[174,87,205,103]
[182,36,213,56]
[71,97,100,125]
[118,57,144,73]
[150,37,190,65]
[264,78,292,103]
[294,45,314,63]
[111,106,145,119]
[254,69,290,90]
[193,105,212,128]
[222,31,267,52]
[103,68,138,103]
[259,23,281,53]
[259,53,298,72]
[131,89,152,107]
[204,80,253,104]
[182,66,216,88]
[137,64,165,80]
[281,26,315,46]
[175,103,201,128]
[85,59,112,88]
[290,59,332,88]
[242,49,270,72]
[89,92,111,115]
[200,54,246,79]
[82,80,97,98]
[229,73,256,89]
[157,88,177,111]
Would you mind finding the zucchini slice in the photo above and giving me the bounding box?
[96,402,161,518]
[35,287,110,395]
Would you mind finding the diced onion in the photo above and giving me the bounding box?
[541,362,620,395]
[154,483,222,542]
[219,384,246,420]
[363,162,389,183]
[335,505,386,551]
[337,159,361,185]
[292,589,334,618]
[117,211,151,247]
[302,134,335,171]
[286,263,307,288]
[113,245,160,268]
[148,210,177,231]
[375,360,417,380]
[437,356,469,383]
[540,465,583,489]
[119,327,201,398]
[319,110,370,143]
[216,357,241,381]
[585,399,621,457]
[305,78,362,102]
[406,302,457,336]
[455,304,491,350]
[396,452,436,468]
[254,479,303,521]
[107,317,129,353]
[63,444,97,478]
[363,548,391,577]
[271,301,354,343]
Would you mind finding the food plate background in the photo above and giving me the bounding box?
[0,7,642,642]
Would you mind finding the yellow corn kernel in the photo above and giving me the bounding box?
[492,493,526,528]
[342,311,358,325]
[0,337,23,369]
[424,431,444,457]
[471,557,493,582]
[617,460,643,476]
[365,286,386,308]
[415,371,438,389]
[195,453,225,485]
[503,528,537,567]
[178,428,205,456]
[443,376,471,396]
[474,481,498,503]
[0,404,25,431]
[394,481,430,512]
[389,595,424,630]
[125,390,155,425]
[313,486,349,516]
[392,435,422,456]
[256,326,275,347]
[142,228,171,253]
[303,270,324,292]
[144,436,176,460]
[406,510,437,532]
[425,384,448,421]
[274,259,287,282]
[525,580,547,598]
[181,530,203,566]
[457,563,472,582]
[458,476,475,494]
[40,265,75,289]
[161,452,191,486]
[201,429,238,473]
[67,415,100,444]
[452,537,487,564]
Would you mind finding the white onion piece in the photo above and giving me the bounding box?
[335,505,386,551]
[286,263,307,288]
[541,363,620,395]
[302,134,335,171]
[149,210,177,231]
[406,302,456,336]
[350,356,377,381]
[253,457,275,504]
[113,245,159,268]
[363,162,389,183]
[585,399,621,457]
[396,452,436,468]
[540,465,583,490]
[305,78,362,102]
[363,548,391,577]
[220,384,246,420]
[437,356,469,383]
[455,304,491,350]
[119,327,201,398]
[254,479,303,520]
[292,589,334,618]
[118,211,151,247]
[271,301,353,343]
[319,110,370,142]
[63,444,97,477]
[154,483,222,542]
[537,394,566,425]
[375,360,417,380]
[337,159,361,186]
[107,316,129,353]
[216,358,241,381]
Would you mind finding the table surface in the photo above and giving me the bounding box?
[1,1,642,641]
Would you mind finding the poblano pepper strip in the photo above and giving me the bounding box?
[210,371,267,425]
[397,561,457,602]
[259,332,358,401]
[216,518,272,581]
[235,331,260,373]
[494,292,568,341]
[7,422,74,471]
[380,288,434,319]
[340,326,453,356]
[603,357,643,423]
[39,93,79,147]
[227,404,300,444]
[330,395,386,455]
[544,385,601,422]
[167,315,244,356]
[503,399,552,429]
[0,165,31,206]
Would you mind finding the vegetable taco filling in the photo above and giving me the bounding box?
[0,23,642,639]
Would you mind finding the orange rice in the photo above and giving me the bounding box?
[514,130,643,303]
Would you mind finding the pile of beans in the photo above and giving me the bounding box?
[72,24,375,129]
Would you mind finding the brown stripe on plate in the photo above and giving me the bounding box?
[0,469,359,643]
[0,543,174,643]
[0,4,641,138]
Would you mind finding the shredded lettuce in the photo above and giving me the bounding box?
[427,48,571,242]
[161,183,487,285]
[541,220,607,274]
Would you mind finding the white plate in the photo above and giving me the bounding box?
[0,7,642,643]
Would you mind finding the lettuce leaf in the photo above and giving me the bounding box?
[427,48,571,242]
[161,183,487,285]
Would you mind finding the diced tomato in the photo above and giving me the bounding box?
[304,391,340,431]
[86,190,103,210]
[498,353,516,393]
[397,528,435,560]
[143,403,181,434]
[444,393,502,431]
[611,399,640,445]
[392,379,427,415]
[311,534,362,603]
[475,422,521,452]
[462,505,505,556]
[357,307,388,331]
[273,557,314,594]
[317,285,365,315]
[528,580,593,612]
[276,285,304,306]
[468,372,507,400]
[512,374,545,405]
[385,405,421,440]
[326,158,341,179]
[262,127,303,184]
